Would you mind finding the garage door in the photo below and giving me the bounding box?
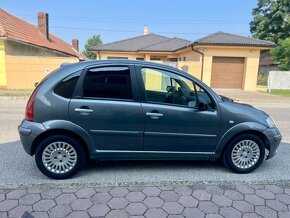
[211,57,245,89]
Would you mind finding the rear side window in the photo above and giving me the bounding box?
[83,66,133,100]
[54,74,79,98]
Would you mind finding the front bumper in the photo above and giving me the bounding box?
[264,127,282,159]
[18,120,46,155]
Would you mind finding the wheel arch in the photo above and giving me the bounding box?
[214,122,269,158]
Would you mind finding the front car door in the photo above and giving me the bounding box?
[137,65,221,153]
[69,64,143,151]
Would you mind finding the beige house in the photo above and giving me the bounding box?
[90,27,275,91]
[0,9,85,89]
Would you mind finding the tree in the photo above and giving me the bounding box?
[82,35,102,59]
[270,37,290,70]
[250,0,290,43]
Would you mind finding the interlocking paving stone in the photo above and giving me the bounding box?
[159,185,175,191]
[8,205,32,217]
[183,208,205,218]
[127,186,144,192]
[48,205,72,217]
[0,194,5,202]
[91,192,112,203]
[198,201,219,214]
[255,189,276,200]
[142,187,161,197]
[266,199,288,212]
[145,208,167,218]
[109,187,129,197]
[27,188,43,194]
[245,194,265,206]
[174,186,193,196]
[108,197,129,209]
[87,204,110,217]
[144,196,164,208]
[75,187,95,198]
[41,189,62,199]
[192,189,211,201]
[125,202,147,215]
[31,211,49,218]
[265,185,284,194]
[224,190,244,200]
[219,206,242,218]
[6,189,27,199]
[61,188,79,193]
[67,211,90,218]
[55,193,77,205]
[168,215,184,218]
[278,211,290,218]
[162,202,184,215]
[106,209,129,218]
[33,199,56,211]
[19,193,41,205]
[276,193,290,204]
[178,195,198,207]
[212,195,232,206]
[0,212,7,218]
[233,200,254,213]
[126,191,146,202]
[236,185,254,195]
[205,185,224,196]
[206,214,224,218]
[94,187,112,193]
[249,184,265,190]
[243,213,263,218]
[0,199,18,212]
[160,191,179,202]
[255,205,277,218]
[71,198,93,210]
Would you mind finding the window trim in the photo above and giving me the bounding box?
[74,64,139,102]
[137,66,217,110]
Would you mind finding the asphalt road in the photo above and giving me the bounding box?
[0,92,289,188]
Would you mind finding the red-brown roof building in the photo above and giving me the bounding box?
[0,9,86,89]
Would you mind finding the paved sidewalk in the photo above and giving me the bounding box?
[1,183,290,218]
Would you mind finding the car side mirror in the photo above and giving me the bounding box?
[196,98,208,111]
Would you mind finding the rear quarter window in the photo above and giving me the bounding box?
[54,73,80,98]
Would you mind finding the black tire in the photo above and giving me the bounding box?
[223,134,265,174]
[35,135,85,179]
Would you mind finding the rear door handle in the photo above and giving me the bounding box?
[146,112,163,119]
[75,108,94,113]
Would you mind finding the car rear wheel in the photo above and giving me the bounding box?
[223,134,265,173]
[35,135,85,179]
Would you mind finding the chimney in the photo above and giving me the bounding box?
[143,25,149,35]
[38,12,49,39]
[72,39,79,51]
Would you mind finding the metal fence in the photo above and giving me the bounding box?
[268,71,290,91]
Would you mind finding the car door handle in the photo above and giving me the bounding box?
[146,112,163,119]
[75,108,94,113]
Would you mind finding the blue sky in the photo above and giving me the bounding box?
[0,0,257,51]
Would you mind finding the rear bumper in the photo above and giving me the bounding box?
[264,127,282,159]
[18,120,46,155]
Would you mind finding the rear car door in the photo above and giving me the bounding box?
[137,66,221,152]
[69,64,143,151]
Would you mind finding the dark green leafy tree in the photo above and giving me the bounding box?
[82,35,102,59]
[270,37,290,70]
[250,0,290,43]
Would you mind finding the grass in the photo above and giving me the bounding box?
[269,89,290,97]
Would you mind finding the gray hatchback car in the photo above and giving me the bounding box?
[18,60,282,179]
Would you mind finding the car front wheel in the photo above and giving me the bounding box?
[35,135,85,179]
[223,134,265,173]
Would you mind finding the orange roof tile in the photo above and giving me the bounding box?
[0,9,86,60]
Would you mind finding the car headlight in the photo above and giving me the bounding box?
[266,116,276,128]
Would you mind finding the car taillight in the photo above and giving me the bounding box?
[25,86,40,121]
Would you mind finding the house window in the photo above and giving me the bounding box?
[107,57,128,59]
[167,58,178,62]
[183,57,186,61]
[179,57,182,61]
[150,56,164,61]
[136,57,144,61]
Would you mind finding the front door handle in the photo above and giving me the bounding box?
[75,108,94,114]
[146,112,163,119]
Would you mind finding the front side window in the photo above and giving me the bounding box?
[83,66,133,100]
[141,68,214,109]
